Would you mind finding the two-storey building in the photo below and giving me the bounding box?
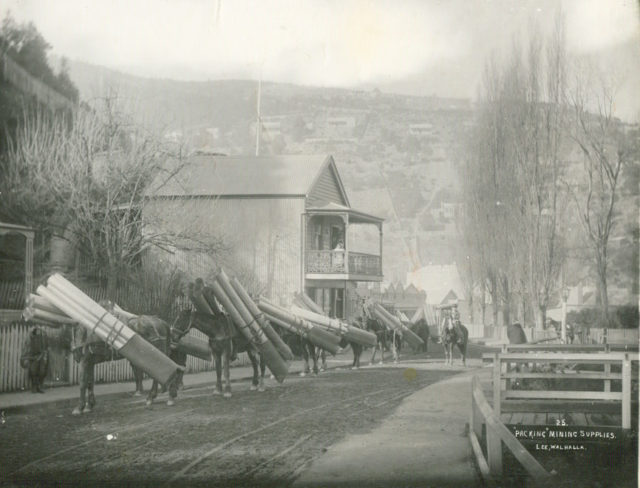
[145,154,383,320]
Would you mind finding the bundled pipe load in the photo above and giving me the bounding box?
[290,305,377,348]
[23,293,76,326]
[410,306,424,324]
[229,277,294,361]
[33,274,182,385]
[370,303,397,331]
[257,297,341,355]
[176,333,212,361]
[189,281,216,316]
[295,292,325,315]
[372,303,424,349]
[211,270,288,383]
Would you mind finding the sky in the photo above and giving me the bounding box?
[3,0,640,119]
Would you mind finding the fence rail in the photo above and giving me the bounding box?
[469,375,551,480]
[483,350,638,429]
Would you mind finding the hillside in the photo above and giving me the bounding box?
[65,60,638,293]
[67,60,472,282]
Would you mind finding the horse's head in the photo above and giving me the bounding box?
[170,309,194,343]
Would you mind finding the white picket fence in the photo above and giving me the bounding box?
[0,322,217,393]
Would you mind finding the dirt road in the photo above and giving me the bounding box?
[2,350,467,488]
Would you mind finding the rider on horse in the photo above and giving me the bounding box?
[438,305,454,343]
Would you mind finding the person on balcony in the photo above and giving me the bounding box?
[332,239,345,270]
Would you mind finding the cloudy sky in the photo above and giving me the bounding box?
[3,0,640,119]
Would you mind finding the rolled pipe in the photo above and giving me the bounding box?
[26,293,65,315]
[211,274,288,383]
[230,277,294,361]
[41,275,182,384]
[258,298,341,354]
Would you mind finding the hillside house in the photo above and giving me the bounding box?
[145,154,383,320]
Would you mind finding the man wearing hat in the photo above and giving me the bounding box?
[21,326,49,393]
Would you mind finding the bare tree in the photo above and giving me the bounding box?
[1,96,227,299]
[461,14,568,330]
[565,68,632,325]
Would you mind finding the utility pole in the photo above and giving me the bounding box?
[255,78,261,156]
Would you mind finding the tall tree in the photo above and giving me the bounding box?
[565,68,632,325]
[461,14,568,329]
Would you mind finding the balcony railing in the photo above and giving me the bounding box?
[306,250,381,276]
[348,252,381,276]
[306,250,346,273]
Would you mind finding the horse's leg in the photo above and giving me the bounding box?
[213,351,223,395]
[319,350,327,372]
[310,345,319,375]
[85,361,96,412]
[458,340,467,366]
[392,332,398,363]
[166,376,178,406]
[132,364,144,396]
[223,345,232,398]
[258,354,266,392]
[300,344,310,377]
[369,342,377,365]
[146,379,159,406]
[176,351,186,390]
[73,358,88,415]
[249,350,259,391]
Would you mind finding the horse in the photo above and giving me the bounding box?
[339,317,369,369]
[442,320,468,366]
[365,315,398,364]
[280,328,323,376]
[173,309,266,397]
[409,318,431,354]
[71,302,182,415]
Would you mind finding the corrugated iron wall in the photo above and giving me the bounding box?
[145,197,304,302]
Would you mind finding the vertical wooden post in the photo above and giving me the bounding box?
[488,354,503,474]
[343,213,349,275]
[604,363,611,392]
[493,353,502,418]
[25,234,34,297]
[622,355,631,429]
[378,224,383,276]
[300,213,306,292]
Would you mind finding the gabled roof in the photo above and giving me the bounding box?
[305,202,384,224]
[405,264,466,305]
[148,154,348,199]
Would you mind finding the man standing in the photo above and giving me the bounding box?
[21,326,49,393]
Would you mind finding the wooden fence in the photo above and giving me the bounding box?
[469,375,551,480]
[0,321,217,393]
[588,328,639,345]
[484,350,639,429]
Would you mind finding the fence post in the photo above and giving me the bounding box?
[622,354,631,429]
[604,363,611,392]
[493,353,501,417]
[488,353,504,474]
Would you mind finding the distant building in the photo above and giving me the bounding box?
[406,264,468,317]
